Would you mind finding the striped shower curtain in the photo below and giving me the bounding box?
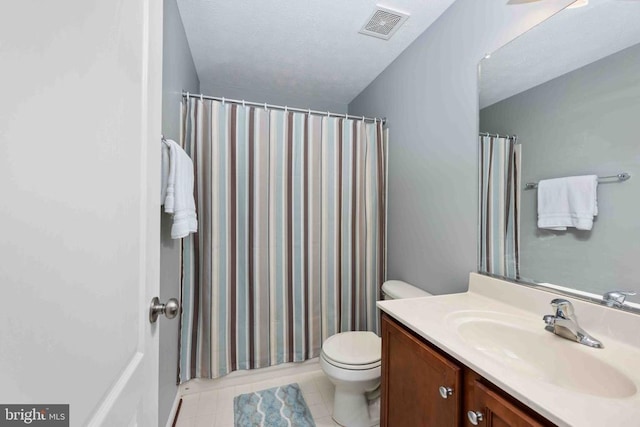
[478,135,521,279]
[179,98,386,381]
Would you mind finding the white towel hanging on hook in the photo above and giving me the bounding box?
[161,135,170,202]
[160,136,198,238]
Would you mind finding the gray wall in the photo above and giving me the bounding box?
[348,0,572,295]
[199,81,348,114]
[160,0,200,424]
[480,43,640,298]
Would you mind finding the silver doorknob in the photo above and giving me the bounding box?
[438,386,453,399]
[149,297,180,323]
[467,410,484,425]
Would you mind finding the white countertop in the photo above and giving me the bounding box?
[377,273,640,427]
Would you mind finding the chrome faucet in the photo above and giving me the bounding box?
[602,290,636,308]
[542,299,604,349]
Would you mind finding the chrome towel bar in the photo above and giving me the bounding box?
[524,172,630,190]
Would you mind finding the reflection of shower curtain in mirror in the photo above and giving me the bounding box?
[478,135,521,279]
[178,98,386,381]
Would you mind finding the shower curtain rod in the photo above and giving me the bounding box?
[182,92,386,125]
[479,132,518,140]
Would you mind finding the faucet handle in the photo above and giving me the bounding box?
[550,298,575,319]
[602,290,637,308]
[542,314,556,327]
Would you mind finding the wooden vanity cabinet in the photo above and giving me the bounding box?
[381,314,555,427]
[381,312,462,426]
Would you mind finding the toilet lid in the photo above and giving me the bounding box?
[322,331,381,366]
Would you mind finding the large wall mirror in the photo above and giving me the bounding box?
[478,0,640,311]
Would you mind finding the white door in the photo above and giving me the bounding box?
[0,1,162,426]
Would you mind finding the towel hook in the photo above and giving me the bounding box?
[264,102,268,111]
[242,99,245,107]
[327,110,330,118]
[284,106,288,113]
[308,108,311,116]
[362,116,365,122]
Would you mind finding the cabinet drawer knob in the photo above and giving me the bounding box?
[467,410,484,425]
[438,386,453,399]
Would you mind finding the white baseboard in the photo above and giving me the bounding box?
[165,390,182,427]
[179,358,321,396]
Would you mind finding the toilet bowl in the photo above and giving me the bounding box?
[320,331,381,427]
[319,280,432,427]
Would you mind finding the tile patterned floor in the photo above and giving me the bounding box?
[173,363,342,427]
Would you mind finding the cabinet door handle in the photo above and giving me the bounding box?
[467,410,484,425]
[438,386,453,399]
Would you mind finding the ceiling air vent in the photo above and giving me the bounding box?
[359,6,409,40]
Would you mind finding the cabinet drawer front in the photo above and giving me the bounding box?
[474,381,547,427]
[382,315,462,427]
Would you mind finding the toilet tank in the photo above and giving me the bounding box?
[381,280,432,300]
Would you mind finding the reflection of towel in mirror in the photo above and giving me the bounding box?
[162,138,198,239]
[537,175,598,231]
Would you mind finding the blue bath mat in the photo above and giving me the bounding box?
[234,383,316,427]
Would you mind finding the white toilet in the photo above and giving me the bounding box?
[319,280,432,427]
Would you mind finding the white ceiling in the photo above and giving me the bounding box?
[176,0,457,109]
[480,0,640,108]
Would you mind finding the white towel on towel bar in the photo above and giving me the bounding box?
[162,138,198,238]
[537,175,598,231]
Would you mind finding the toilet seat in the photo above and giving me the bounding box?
[321,331,381,370]
[321,351,381,371]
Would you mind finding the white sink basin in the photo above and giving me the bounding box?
[447,311,637,399]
